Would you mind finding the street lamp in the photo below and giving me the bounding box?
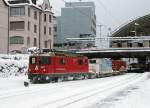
[134,23,139,36]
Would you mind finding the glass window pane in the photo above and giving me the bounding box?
[10,36,24,44]
[40,56,50,64]
[29,57,36,64]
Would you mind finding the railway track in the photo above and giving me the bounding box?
[0,73,146,108]
[0,74,135,100]
[33,73,143,108]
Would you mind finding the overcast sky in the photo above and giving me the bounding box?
[50,0,150,36]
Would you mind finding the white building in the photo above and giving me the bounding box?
[0,0,9,53]
[0,0,54,53]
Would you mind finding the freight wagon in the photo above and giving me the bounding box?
[112,59,127,74]
[89,58,127,77]
[89,58,112,77]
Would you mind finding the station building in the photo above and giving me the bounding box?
[110,14,150,48]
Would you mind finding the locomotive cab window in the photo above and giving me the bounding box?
[29,57,36,64]
[59,57,65,65]
[78,59,83,65]
[40,56,50,64]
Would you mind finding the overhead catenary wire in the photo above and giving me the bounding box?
[95,0,121,25]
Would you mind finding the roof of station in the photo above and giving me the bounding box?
[112,14,150,37]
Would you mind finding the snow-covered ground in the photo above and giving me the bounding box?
[0,73,150,108]
[0,54,28,78]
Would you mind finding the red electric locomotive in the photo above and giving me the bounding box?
[28,51,89,83]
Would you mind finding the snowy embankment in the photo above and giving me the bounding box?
[0,54,29,78]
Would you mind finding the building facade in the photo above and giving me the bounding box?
[8,0,53,53]
[54,2,96,50]
[0,0,9,53]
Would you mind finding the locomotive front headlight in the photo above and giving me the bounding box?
[46,76,49,80]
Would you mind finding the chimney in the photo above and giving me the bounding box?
[32,0,37,5]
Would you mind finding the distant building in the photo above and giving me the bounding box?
[54,2,96,50]
[53,16,62,49]
[0,0,9,53]
[0,0,54,53]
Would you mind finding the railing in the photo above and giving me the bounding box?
[66,36,150,41]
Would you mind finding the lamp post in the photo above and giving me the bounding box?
[134,23,139,36]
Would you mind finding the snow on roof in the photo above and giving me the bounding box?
[36,0,43,6]
[6,0,45,9]
[3,0,9,5]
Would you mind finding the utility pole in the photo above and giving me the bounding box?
[97,24,103,48]
[97,24,103,39]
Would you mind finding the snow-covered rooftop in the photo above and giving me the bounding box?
[5,0,45,9]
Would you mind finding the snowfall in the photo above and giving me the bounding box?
[0,54,150,108]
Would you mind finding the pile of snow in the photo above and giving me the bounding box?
[0,54,29,78]
[27,47,40,54]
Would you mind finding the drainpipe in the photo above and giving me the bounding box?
[39,11,41,51]
[7,6,10,54]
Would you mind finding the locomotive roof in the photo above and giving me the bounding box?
[31,50,84,57]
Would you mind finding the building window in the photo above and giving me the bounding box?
[49,15,51,22]
[128,43,132,47]
[10,21,24,30]
[10,7,25,16]
[10,36,24,44]
[44,14,46,22]
[138,43,143,47]
[28,7,30,17]
[49,27,51,35]
[34,11,37,19]
[34,24,37,33]
[44,41,47,48]
[45,4,48,9]
[34,38,37,46]
[27,37,30,46]
[28,21,30,31]
[117,43,122,47]
[44,26,46,35]
[54,27,57,32]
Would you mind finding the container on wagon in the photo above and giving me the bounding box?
[89,58,112,76]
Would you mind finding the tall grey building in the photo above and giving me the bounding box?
[54,2,96,49]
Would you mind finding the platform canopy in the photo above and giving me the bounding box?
[76,47,150,59]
